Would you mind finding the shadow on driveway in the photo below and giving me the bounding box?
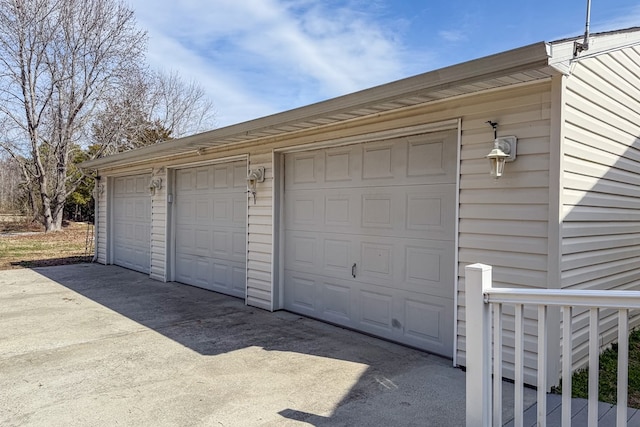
[1,263,466,426]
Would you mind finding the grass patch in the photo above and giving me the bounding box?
[0,241,47,257]
[0,221,93,269]
[554,328,640,408]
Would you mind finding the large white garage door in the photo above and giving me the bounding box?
[284,130,457,356]
[174,161,247,298]
[112,174,151,274]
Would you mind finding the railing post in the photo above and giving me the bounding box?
[466,263,493,427]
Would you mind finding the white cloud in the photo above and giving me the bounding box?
[438,30,467,43]
[128,0,409,127]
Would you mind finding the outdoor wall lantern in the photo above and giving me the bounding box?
[149,177,163,195]
[246,167,265,204]
[93,183,105,198]
[486,121,517,179]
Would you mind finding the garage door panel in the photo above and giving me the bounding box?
[323,282,352,321]
[213,199,229,220]
[323,238,351,273]
[192,257,210,287]
[232,231,247,259]
[233,164,247,187]
[325,194,355,226]
[407,136,448,176]
[325,148,353,182]
[286,186,454,240]
[195,199,211,221]
[232,266,246,294]
[359,289,393,331]
[362,142,396,180]
[112,174,151,274]
[195,229,212,252]
[285,268,452,347]
[405,186,455,238]
[287,193,322,226]
[212,262,230,287]
[402,296,449,347]
[175,225,194,251]
[286,230,452,296]
[133,223,148,243]
[211,230,228,256]
[360,241,393,279]
[361,193,394,229]
[286,132,457,192]
[287,273,317,311]
[402,241,454,297]
[233,199,246,223]
[284,130,456,356]
[175,161,247,298]
[290,235,317,267]
[177,169,194,190]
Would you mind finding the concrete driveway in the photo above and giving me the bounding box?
[0,264,518,426]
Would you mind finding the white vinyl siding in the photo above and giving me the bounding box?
[456,82,552,384]
[95,176,108,264]
[150,168,167,281]
[561,45,640,371]
[247,151,274,310]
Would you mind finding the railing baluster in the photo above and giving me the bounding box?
[465,263,492,427]
[562,306,572,427]
[617,309,628,427]
[537,305,547,427]
[588,308,599,427]
[515,303,524,427]
[471,270,640,427]
[493,303,503,427]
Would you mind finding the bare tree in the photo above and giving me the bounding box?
[92,69,216,156]
[149,70,217,138]
[0,0,146,231]
[0,154,26,213]
[90,69,159,156]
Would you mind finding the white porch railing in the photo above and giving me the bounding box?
[465,263,640,427]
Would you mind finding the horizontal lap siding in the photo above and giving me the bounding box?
[456,82,552,385]
[562,46,640,371]
[150,167,167,281]
[96,175,107,264]
[247,152,273,310]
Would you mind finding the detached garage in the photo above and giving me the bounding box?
[82,28,640,385]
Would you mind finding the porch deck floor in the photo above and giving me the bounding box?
[505,394,640,426]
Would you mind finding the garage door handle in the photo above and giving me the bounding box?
[352,263,356,278]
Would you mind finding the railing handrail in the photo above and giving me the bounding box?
[466,263,635,427]
[484,287,640,309]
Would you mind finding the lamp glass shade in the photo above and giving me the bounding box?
[489,156,507,178]
[486,146,509,178]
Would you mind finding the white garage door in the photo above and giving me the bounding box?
[174,161,247,298]
[284,130,457,356]
[112,174,151,274]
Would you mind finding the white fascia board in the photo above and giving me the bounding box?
[81,42,551,170]
[548,27,640,74]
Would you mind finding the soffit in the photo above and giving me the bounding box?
[81,42,556,170]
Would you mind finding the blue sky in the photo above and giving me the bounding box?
[128,0,640,128]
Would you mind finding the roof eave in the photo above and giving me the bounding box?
[80,41,552,170]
